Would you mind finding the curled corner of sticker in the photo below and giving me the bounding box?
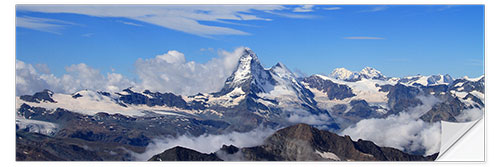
[436,118,482,160]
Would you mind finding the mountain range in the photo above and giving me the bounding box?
[15,48,484,161]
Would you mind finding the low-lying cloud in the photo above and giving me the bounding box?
[16,60,135,96]
[132,126,277,161]
[341,96,442,155]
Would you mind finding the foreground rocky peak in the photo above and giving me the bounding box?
[148,146,222,161]
[150,123,438,161]
[250,123,436,161]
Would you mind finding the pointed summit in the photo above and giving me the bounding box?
[271,62,295,79]
[214,47,275,96]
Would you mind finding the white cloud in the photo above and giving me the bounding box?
[455,108,484,122]
[16,60,52,96]
[323,7,342,11]
[16,47,246,96]
[360,6,389,13]
[116,20,143,27]
[341,96,442,155]
[293,5,314,12]
[17,5,289,37]
[265,11,317,19]
[34,63,51,74]
[344,36,385,40]
[287,111,332,125]
[16,16,75,34]
[15,60,134,95]
[132,125,277,161]
[134,47,244,95]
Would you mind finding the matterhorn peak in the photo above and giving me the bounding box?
[214,47,274,96]
[238,47,259,63]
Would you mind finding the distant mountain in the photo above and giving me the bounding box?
[398,74,454,86]
[150,124,438,161]
[329,67,386,82]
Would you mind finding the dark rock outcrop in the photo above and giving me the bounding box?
[148,146,222,161]
[118,89,188,109]
[20,89,56,103]
[235,123,437,161]
[302,75,356,100]
[151,124,438,161]
[386,84,422,115]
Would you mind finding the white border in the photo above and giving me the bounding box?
[3,0,498,167]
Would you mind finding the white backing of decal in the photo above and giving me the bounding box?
[437,118,484,161]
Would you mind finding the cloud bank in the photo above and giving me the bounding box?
[341,96,442,155]
[134,47,244,95]
[16,47,248,96]
[132,126,277,161]
[16,60,135,96]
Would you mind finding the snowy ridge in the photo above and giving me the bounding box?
[329,67,386,81]
[312,74,397,104]
[16,116,58,136]
[330,68,357,81]
[463,75,484,82]
[258,62,316,109]
[16,90,205,117]
[399,74,453,86]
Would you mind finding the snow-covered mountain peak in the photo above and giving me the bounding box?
[271,62,295,79]
[463,75,484,82]
[329,68,356,81]
[329,67,386,81]
[399,74,453,86]
[236,47,260,69]
[214,48,274,96]
[359,67,385,80]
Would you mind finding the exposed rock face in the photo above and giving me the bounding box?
[150,124,437,161]
[344,100,377,119]
[235,124,437,161]
[17,103,231,156]
[16,131,145,161]
[386,84,422,115]
[302,75,356,100]
[420,76,485,122]
[148,146,222,161]
[20,89,56,103]
[420,96,463,122]
[118,89,188,109]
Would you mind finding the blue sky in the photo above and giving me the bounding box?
[16,5,484,81]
